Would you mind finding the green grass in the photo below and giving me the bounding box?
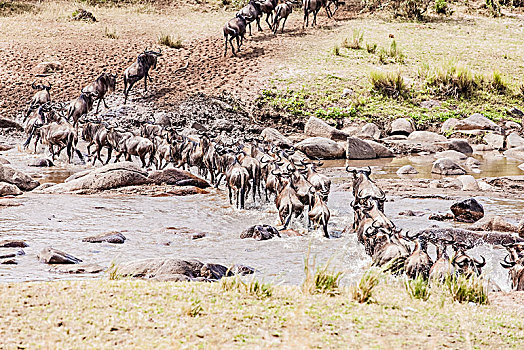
[0,278,521,348]
[351,268,381,303]
[220,275,273,299]
[369,70,409,99]
[0,1,35,16]
[302,251,343,296]
[445,274,489,305]
[404,275,431,301]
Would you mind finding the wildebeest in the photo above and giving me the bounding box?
[258,0,278,30]
[223,14,247,57]
[275,172,304,229]
[67,90,98,129]
[500,245,524,291]
[31,119,83,163]
[303,0,324,28]
[404,236,433,279]
[110,131,155,168]
[237,0,263,35]
[24,82,52,122]
[123,49,162,104]
[225,157,251,209]
[308,191,330,238]
[82,122,112,165]
[83,72,117,113]
[273,1,294,34]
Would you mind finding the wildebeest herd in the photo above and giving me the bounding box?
[19,2,523,291]
[224,0,342,56]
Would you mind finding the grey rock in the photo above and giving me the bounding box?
[390,118,414,136]
[149,168,210,188]
[441,118,460,133]
[506,132,524,149]
[0,240,28,248]
[431,158,466,175]
[29,158,54,167]
[49,263,105,274]
[82,232,126,244]
[396,165,418,175]
[504,146,524,161]
[457,175,479,191]
[346,137,377,159]
[0,182,22,196]
[448,139,473,155]
[461,113,502,133]
[0,157,10,165]
[261,127,293,148]
[295,137,346,159]
[450,198,484,223]
[358,123,381,140]
[0,118,23,130]
[435,150,467,161]
[38,247,82,264]
[505,121,521,129]
[366,140,393,158]
[408,131,447,143]
[0,249,25,259]
[0,164,40,191]
[465,157,481,168]
[304,116,349,141]
[509,107,524,118]
[484,132,504,150]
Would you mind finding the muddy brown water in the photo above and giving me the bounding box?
[0,149,522,290]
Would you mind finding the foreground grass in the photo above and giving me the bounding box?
[0,280,522,348]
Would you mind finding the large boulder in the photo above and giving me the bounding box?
[346,137,377,159]
[240,225,280,240]
[148,168,210,188]
[441,118,461,133]
[459,113,502,133]
[366,140,393,158]
[457,175,479,191]
[114,258,252,281]
[261,127,293,148]
[38,247,82,264]
[472,216,518,233]
[0,182,22,196]
[503,146,524,161]
[42,162,149,193]
[450,198,484,223]
[506,132,524,149]
[295,137,345,159]
[390,118,414,136]
[483,132,504,150]
[358,123,381,140]
[82,232,127,244]
[0,240,28,248]
[448,139,473,155]
[304,116,349,141]
[431,158,466,175]
[407,131,447,143]
[0,164,40,191]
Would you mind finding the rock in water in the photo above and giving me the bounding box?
[82,232,126,244]
[148,168,210,188]
[451,198,484,223]
[345,137,377,159]
[240,225,280,240]
[396,165,418,175]
[0,240,28,248]
[295,137,346,159]
[261,128,293,148]
[431,158,466,175]
[38,247,82,264]
[0,182,22,196]
[0,164,40,191]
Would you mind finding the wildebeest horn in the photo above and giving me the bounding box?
[474,255,486,268]
[45,82,52,90]
[31,81,37,90]
[345,166,356,173]
[501,254,516,268]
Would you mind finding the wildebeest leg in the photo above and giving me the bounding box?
[248,23,252,36]
[144,73,148,92]
[257,18,262,31]
[265,13,272,30]
[313,10,318,26]
[228,185,232,205]
[140,154,146,168]
[282,17,288,33]
[215,173,224,188]
[304,10,308,28]
[105,147,112,165]
[229,37,236,56]
[236,36,241,53]
[95,99,101,114]
[224,35,228,57]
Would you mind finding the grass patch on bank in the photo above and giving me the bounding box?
[0,279,521,348]
[0,1,35,16]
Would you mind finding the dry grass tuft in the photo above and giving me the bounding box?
[351,268,381,303]
[404,274,430,301]
[158,33,183,49]
[0,0,35,16]
[369,70,409,98]
[220,275,273,299]
[445,274,489,305]
[302,250,343,296]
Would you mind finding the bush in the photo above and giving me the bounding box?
[0,1,35,16]
[366,42,377,54]
[392,0,432,20]
[342,29,364,50]
[352,269,381,303]
[302,251,343,296]
[445,274,489,305]
[220,276,273,299]
[158,34,183,49]
[434,0,450,14]
[426,63,479,98]
[404,275,431,301]
[369,70,409,98]
[332,45,341,56]
[489,70,508,94]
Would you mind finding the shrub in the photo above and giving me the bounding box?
[332,45,341,56]
[404,275,430,301]
[352,269,381,303]
[520,83,524,97]
[392,0,432,20]
[220,275,273,299]
[0,1,35,16]
[426,63,479,98]
[104,27,118,40]
[185,299,204,317]
[158,33,183,49]
[445,274,489,305]
[366,42,377,54]
[489,70,508,94]
[302,251,343,296]
[369,70,409,98]
[434,0,450,14]
[342,29,364,50]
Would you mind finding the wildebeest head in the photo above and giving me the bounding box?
[31,81,51,91]
[99,72,117,93]
[346,166,385,203]
[452,251,486,277]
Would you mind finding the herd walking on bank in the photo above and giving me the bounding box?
[19,1,524,292]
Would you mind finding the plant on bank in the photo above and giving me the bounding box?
[158,33,183,49]
[369,70,409,98]
[404,274,431,301]
[302,250,343,296]
[445,274,489,305]
[352,268,381,303]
